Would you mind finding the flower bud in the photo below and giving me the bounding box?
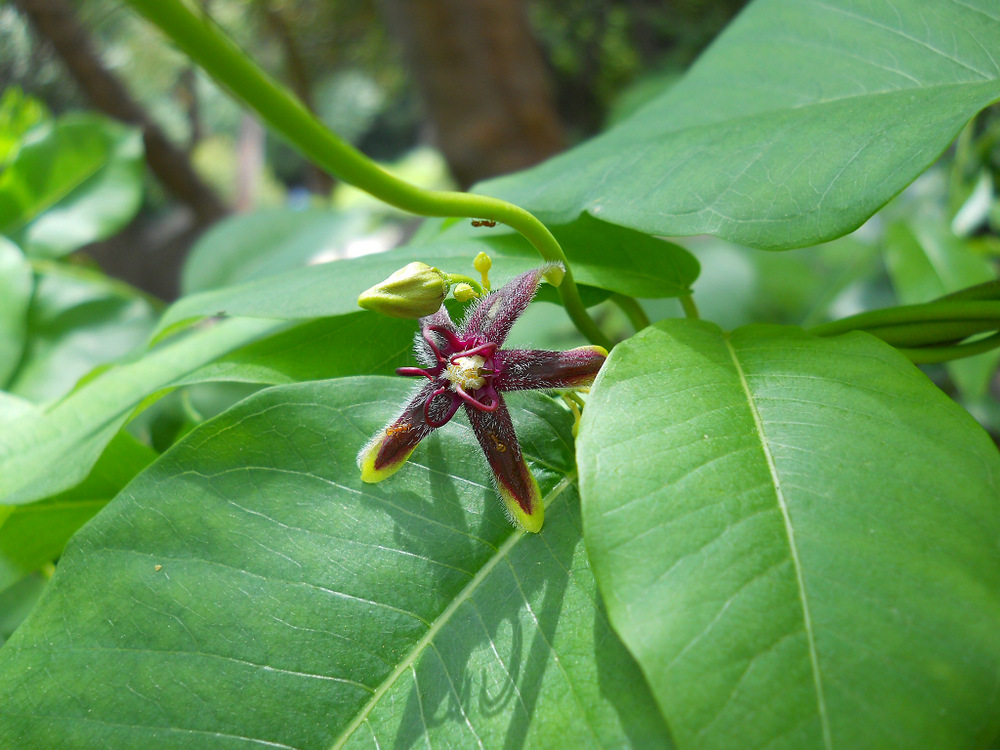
[358,262,449,319]
[453,283,477,302]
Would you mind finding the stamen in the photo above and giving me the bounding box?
[427,325,464,355]
[451,342,496,362]
[396,366,434,379]
[424,387,460,427]
[454,385,499,412]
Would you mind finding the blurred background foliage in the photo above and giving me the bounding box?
[1,0,999,652]
[1,0,999,435]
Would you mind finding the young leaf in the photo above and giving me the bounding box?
[0,379,672,749]
[480,0,1000,250]
[578,321,1000,750]
[0,114,144,258]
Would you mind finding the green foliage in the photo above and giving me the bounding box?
[0,87,48,168]
[484,0,1000,250]
[0,114,144,258]
[578,321,1000,749]
[1,0,999,748]
[0,380,670,749]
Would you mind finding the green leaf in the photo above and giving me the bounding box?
[181,208,373,294]
[419,213,700,299]
[480,0,1000,250]
[884,220,1000,399]
[0,378,672,749]
[0,238,32,387]
[0,317,282,507]
[0,428,156,595]
[0,114,144,258]
[155,246,545,337]
[6,260,160,403]
[0,574,46,648]
[180,313,418,387]
[159,210,700,337]
[578,320,1000,749]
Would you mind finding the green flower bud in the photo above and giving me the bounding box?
[358,262,449,319]
[453,283,477,302]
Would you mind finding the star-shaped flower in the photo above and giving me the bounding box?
[358,263,607,532]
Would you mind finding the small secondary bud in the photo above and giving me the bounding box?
[453,283,477,302]
[358,262,449,319]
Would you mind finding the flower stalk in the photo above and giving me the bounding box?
[122,0,610,349]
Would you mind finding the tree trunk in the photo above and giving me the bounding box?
[378,0,565,189]
[12,0,228,225]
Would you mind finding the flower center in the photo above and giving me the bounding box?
[444,355,486,392]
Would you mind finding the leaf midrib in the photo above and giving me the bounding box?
[328,471,578,749]
[723,336,833,750]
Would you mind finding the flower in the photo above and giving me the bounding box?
[358,263,607,532]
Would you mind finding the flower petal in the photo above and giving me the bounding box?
[460,264,561,345]
[358,383,458,483]
[464,395,544,533]
[495,346,608,391]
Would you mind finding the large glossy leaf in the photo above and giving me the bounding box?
[0,237,32,387]
[578,321,1000,749]
[6,261,159,403]
[884,219,1000,399]
[157,212,700,336]
[181,208,373,294]
[480,0,1000,250]
[0,378,672,749]
[0,114,144,258]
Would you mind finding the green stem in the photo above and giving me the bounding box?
[937,279,1000,302]
[809,301,1000,338]
[897,332,1000,363]
[443,273,484,296]
[860,319,1000,348]
[122,0,610,349]
[680,294,700,320]
[611,294,650,333]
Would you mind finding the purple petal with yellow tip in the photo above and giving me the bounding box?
[465,396,544,533]
[357,382,457,483]
[495,346,607,391]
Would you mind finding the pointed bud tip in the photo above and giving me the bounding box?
[542,263,565,287]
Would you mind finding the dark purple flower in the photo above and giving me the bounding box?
[358,264,607,532]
